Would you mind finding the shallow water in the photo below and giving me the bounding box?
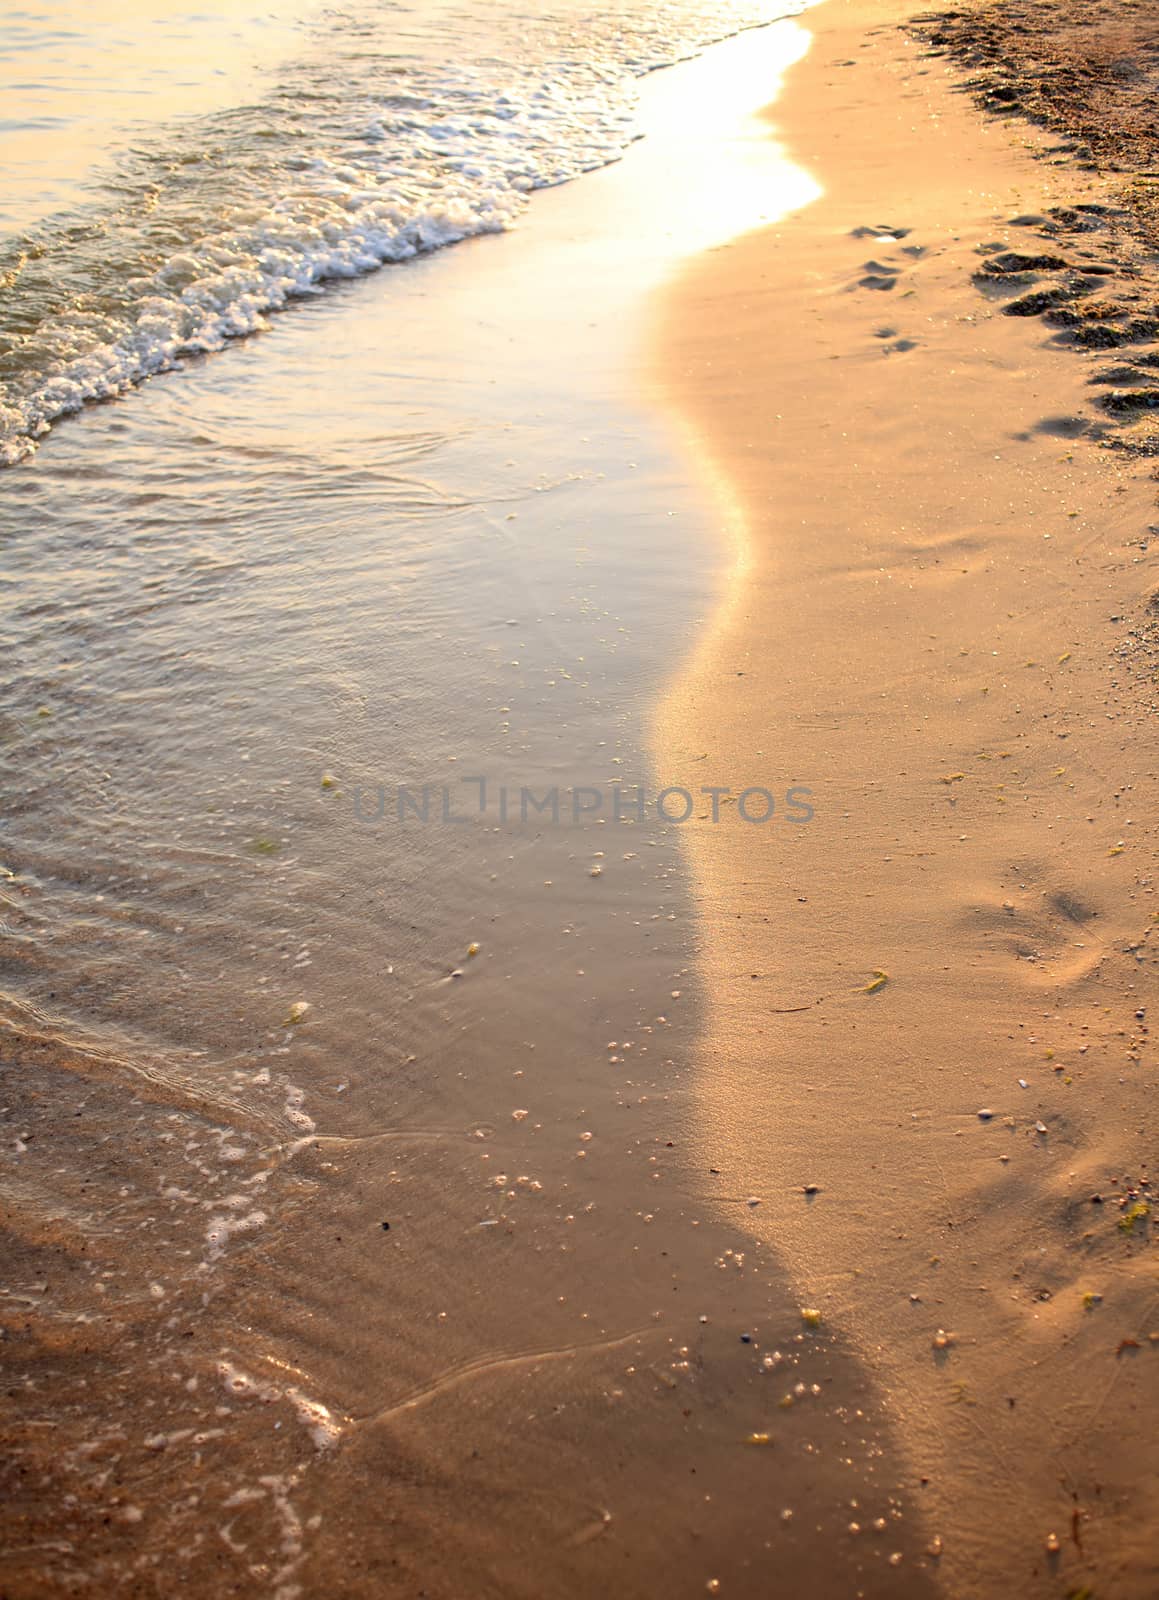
[0,12,940,1596]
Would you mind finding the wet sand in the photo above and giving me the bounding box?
[655,1,1159,1595]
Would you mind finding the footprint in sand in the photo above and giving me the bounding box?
[960,874,1110,990]
[871,325,917,353]
[859,258,899,290]
[1031,414,1096,438]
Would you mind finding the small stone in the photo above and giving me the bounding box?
[803,1183,820,1195]
[932,1328,954,1351]
[927,1535,944,1557]
[1045,1532,1060,1554]
[977,1108,994,1121]
[801,1308,822,1328]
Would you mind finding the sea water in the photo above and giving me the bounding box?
[0,5,821,1592]
[0,0,809,464]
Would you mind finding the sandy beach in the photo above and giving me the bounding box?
[655,0,1159,1593]
[2,0,1157,1594]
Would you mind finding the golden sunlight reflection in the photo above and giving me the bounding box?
[630,17,822,259]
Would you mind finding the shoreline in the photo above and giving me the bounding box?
[1,21,941,1598]
[654,1,1159,1594]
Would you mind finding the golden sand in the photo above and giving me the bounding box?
[654,3,1159,1593]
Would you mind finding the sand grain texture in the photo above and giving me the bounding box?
[655,2,1159,1594]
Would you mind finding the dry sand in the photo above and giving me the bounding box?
[654,1,1159,1594]
[913,0,1159,246]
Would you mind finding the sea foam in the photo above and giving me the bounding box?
[0,0,807,464]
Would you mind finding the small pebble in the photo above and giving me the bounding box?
[1045,1533,1060,1554]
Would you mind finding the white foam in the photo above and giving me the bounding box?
[217,1361,343,1452]
[0,0,809,465]
[204,1208,268,1260]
